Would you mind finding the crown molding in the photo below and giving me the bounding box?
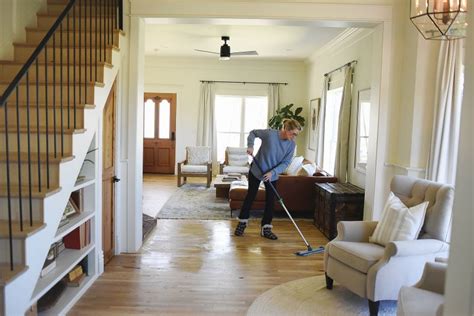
[306,27,374,63]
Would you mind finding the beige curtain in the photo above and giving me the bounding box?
[267,83,280,124]
[427,40,464,185]
[334,65,354,182]
[196,82,217,172]
[316,76,329,166]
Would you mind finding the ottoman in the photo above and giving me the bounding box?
[229,180,266,216]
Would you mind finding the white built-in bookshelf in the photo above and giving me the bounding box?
[31,135,99,315]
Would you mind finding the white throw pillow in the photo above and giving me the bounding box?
[285,156,304,175]
[369,192,428,246]
[297,163,317,176]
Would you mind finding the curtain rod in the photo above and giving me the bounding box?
[324,60,357,77]
[200,80,288,85]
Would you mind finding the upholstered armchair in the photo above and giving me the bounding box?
[397,259,447,316]
[219,147,250,175]
[324,175,454,315]
[177,146,212,187]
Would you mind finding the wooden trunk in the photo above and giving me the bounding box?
[314,182,364,240]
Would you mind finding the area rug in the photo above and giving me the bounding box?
[157,183,232,220]
[142,214,157,240]
[247,275,397,316]
[156,183,311,220]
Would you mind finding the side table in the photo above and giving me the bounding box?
[314,182,364,240]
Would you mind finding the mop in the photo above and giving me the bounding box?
[250,154,324,256]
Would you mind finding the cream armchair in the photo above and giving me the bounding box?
[219,147,250,175]
[324,175,454,315]
[397,259,447,316]
[177,146,212,187]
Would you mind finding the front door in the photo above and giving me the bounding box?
[102,82,116,264]
[143,93,176,174]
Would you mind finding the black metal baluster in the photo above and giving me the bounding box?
[95,1,98,81]
[60,23,64,156]
[83,0,87,111]
[90,0,92,84]
[44,47,50,189]
[15,87,23,231]
[4,101,14,270]
[26,72,32,226]
[79,0,82,105]
[36,60,41,192]
[53,34,57,158]
[114,0,118,31]
[119,0,123,30]
[67,12,71,130]
[100,0,103,62]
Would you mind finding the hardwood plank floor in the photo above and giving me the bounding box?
[70,174,328,315]
[71,219,328,315]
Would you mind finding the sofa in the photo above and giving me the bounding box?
[229,163,337,215]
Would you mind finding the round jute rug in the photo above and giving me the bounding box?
[247,275,397,316]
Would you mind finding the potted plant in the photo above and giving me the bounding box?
[268,104,305,129]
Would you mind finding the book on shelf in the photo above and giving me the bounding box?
[41,243,59,277]
[63,220,91,250]
[67,273,85,287]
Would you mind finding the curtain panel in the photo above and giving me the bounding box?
[267,83,280,124]
[427,40,464,185]
[196,82,218,173]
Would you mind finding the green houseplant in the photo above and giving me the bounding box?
[268,104,305,129]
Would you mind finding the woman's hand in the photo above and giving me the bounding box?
[263,171,273,182]
[247,147,254,156]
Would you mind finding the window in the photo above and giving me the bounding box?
[322,87,343,174]
[215,95,268,162]
[355,89,371,171]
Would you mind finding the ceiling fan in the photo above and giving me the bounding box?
[195,36,258,60]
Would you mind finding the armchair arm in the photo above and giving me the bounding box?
[177,159,187,165]
[384,239,450,258]
[335,221,378,242]
[414,261,447,294]
[219,162,225,174]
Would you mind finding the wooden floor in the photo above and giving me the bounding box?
[70,175,328,315]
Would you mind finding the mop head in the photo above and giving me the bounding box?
[295,245,325,256]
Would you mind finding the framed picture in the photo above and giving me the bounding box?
[63,198,79,217]
[308,98,321,150]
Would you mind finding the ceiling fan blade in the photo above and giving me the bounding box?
[231,51,259,56]
[194,49,219,55]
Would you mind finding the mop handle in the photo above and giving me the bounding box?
[249,154,312,249]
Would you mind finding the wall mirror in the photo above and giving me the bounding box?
[355,88,371,172]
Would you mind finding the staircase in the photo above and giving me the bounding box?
[0,0,123,314]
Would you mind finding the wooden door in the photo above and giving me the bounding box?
[143,93,176,174]
[102,82,116,264]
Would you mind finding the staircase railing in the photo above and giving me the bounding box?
[0,0,122,272]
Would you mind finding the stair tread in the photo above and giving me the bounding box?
[0,263,28,286]
[2,102,95,109]
[0,152,75,163]
[0,126,86,134]
[0,220,46,239]
[0,185,61,198]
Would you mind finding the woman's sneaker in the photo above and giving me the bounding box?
[261,224,278,240]
[234,220,248,236]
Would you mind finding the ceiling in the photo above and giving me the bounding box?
[144,21,347,60]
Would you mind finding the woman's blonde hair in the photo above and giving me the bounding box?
[282,118,302,131]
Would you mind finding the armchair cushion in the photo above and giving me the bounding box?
[336,221,379,242]
[187,146,210,165]
[222,165,250,174]
[369,192,428,246]
[328,241,385,273]
[226,147,249,166]
[397,286,444,316]
[181,165,209,173]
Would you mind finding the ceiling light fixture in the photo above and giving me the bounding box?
[410,0,468,40]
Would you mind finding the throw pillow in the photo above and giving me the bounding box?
[369,192,428,246]
[285,156,304,175]
[297,163,317,176]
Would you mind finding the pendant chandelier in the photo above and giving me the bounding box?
[410,0,468,40]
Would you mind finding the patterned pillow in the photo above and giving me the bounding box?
[187,147,210,165]
[297,163,317,176]
[369,192,428,246]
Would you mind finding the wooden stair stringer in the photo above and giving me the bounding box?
[1,36,123,316]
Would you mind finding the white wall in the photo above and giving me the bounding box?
[305,28,374,188]
[143,56,307,165]
[0,0,46,60]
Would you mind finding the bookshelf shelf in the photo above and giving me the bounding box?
[32,244,95,303]
[54,211,95,243]
[73,178,95,191]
